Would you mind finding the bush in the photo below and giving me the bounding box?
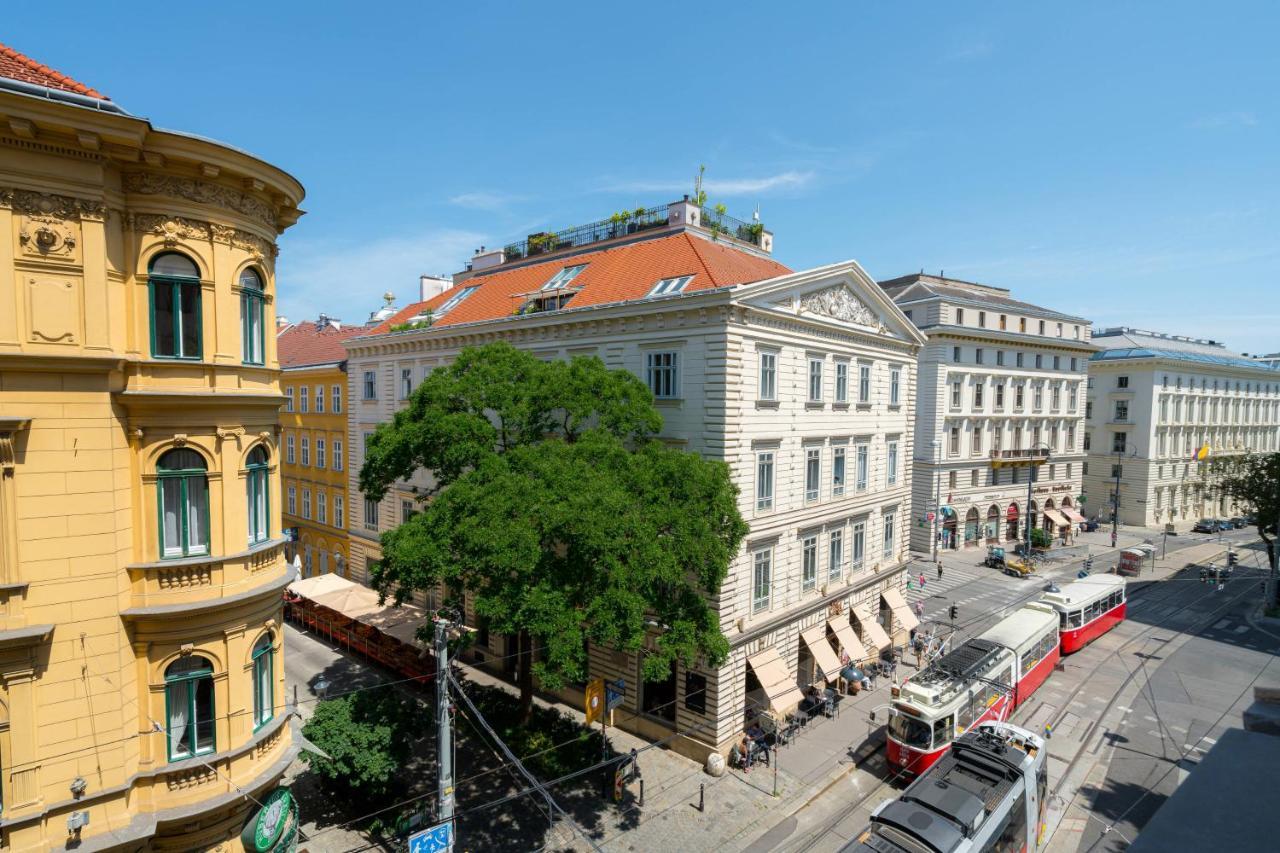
[1030,528,1053,548]
[300,690,415,807]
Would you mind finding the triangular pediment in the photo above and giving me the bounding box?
[797,284,882,329]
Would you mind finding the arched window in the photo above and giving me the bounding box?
[246,446,270,545]
[252,633,274,728]
[240,268,265,365]
[149,253,201,359]
[165,655,215,760]
[157,448,209,558]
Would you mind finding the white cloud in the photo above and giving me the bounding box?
[448,191,528,211]
[1190,112,1258,129]
[598,170,815,197]
[275,227,485,326]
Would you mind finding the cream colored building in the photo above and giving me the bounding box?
[344,201,925,760]
[1083,328,1280,528]
[0,46,302,850]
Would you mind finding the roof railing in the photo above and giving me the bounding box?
[501,206,670,262]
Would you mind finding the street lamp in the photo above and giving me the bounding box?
[1110,440,1141,549]
[931,440,942,563]
[1023,442,1053,554]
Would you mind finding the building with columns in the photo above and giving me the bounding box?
[343,201,925,760]
[0,43,302,850]
[879,274,1095,554]
[1083,328,1280,529]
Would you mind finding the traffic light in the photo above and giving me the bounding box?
[1083,557,1093,575]
[1227,551,1238,567]
[949,604,959,622]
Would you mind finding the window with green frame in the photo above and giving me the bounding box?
[252,632,274,728]
[240,268,265,365]
[165,655,215,761]
[149,253,202,359]
[157,448,209,558]
[246,445,270,545]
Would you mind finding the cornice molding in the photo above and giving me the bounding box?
[0,186,106,221]
[122,171,277,229]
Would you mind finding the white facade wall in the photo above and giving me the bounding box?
[1083,356,1280,528]
[343,266,923,757]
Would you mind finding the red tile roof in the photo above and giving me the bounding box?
[369,230,792,335]
[0,42,107,100]
[278,321,369,368]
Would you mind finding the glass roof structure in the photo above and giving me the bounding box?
[1091,347,1280,373]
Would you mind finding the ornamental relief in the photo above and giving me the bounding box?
[130,213,278,259]
[0,187,106,221]
[799,285,885,331]
[18,216,79,261]
[122,172,276,228]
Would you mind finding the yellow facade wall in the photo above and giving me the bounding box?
[280,365,350,578]
[0,83,303,851]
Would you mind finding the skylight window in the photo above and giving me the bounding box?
[649,275,694,296]
[436,285,479,314]
[540,264,587,291]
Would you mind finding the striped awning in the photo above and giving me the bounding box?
[855,613,893,654]
[746,646,804,716]
[800,625,843,683]
[1044,508,1071,528]
[1061,507,1087,524]
[882,587,919,634]
[828,618,868,664]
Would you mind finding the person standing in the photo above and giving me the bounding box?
[918,572,927,591]
[936,561,943,581]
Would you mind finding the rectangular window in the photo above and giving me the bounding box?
[334,494,344,528]
[315,385,324,413]
[301,489,311,520]
[808,358,824,402]
[975,348,984,365]
[951,381,962,408]
[285,387,294,413]
[1019,317,1027,333]
[317,491,327,525]
[949,470,958,489]
[1113,432,1127,453]
[150,276,202,359]
[333,439,343,471]
[287,486,296,515]
[299,388,308,413]
[1016,352,1025,368]
[835,362,849,403]
[752,549,771,613]
[978,311,986,327]
[1086,401,1093,419]
[1051,385,1060,410]
[832,447,846,496]
[956,308,965,324]
[649,275,693,296]
[1035,354,1043,369]
[1034,383,1043,410]
[286,434,295,464]
[802,536,818,592]
[883,512,896,558]
[759,351,777,401]
[995,383,1005,408]
[316,438,326,469]
[300,436,310,466]
[1115,400,1129,421]
[1000,314,1007,330]
[241,288,264,365]
[332,384,342,413]
[858,364,872,403]
[828,530,844,581]
[972,426,982,454]
[402,499,414,523]
[974,382,984,409]
[645,352,679,399]
[953,346,962,363]
[1118,375,1129,389]
[890,367,901,405]
[949,426,960,456]
[756,452,775,511]
[887,441,898,485]
[996,350,1005,367]
[805,448,821,502]
[401,368,413,399]
[363,371,376,400]
[856,443,869,490]
[363,497,378,530]
[851,521,865,568]
[1111,463,1122,479]
[1038,320,1045,335]
[1053,355,1060,370]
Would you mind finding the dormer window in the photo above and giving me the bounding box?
[541,264,587,291]
[649,275,693,296]
[436,285,479,315]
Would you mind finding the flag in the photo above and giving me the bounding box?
[1193,444,1211,462]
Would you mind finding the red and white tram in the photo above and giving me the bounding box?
[886,603,1058,776]
[1042,574,1126,654]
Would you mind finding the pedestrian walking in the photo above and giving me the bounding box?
[1043,722,1053,740]
[918,572,926,591]
[936,561,943,581]
[914,599,924,620]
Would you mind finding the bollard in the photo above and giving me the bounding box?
[772,746,779,797]
[698,782,705,813]
[639,779,645,807]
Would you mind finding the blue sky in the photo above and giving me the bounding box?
[10,2,1277,352]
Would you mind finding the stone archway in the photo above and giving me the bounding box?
[1043,497,1055,532]
[964,507,980,547]
[985,504,1000,543]
[943,508,959,550]
[1006,502,1020,540]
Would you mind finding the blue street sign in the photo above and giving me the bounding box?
[409,821,453,853]
[606,679,625,711]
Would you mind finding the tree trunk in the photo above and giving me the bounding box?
[518,628,534,724]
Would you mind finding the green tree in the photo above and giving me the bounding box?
[299,690,414,807]
[1210,452,1280,566]
[360,342,747,721]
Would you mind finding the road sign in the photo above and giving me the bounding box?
[606,679,625,711]
[584,678,605,725]
[926,511,936,522]
[409,821,453,853]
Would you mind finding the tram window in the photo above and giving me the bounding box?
[933,715,955,746]
[1058,611,1067,630]
[1021,650,1036,678]
[1068,610,1083,629]
[888,714,932,749]
[958,698,975,731]
[991,789,1028,853]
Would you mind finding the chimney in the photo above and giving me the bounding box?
[275,315,290,329]
[667,197,701,228]
[420,274,452,301]
[470,246,505,272]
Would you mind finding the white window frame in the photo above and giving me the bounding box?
[300,436,310,467]
[649,275,693,296]
[316,438,326,469]
[333,439,344,472]
[882,511,896,558]
[301,489,311,520]
[808,357,824,403]
[317,491,327,525]
[805,448,821,502]
[334,494,344,529]
[287,485,296,515]
[851,520,865,568]
[835,361,849,404]
[332,384,342,413]
[887,440,898,485]
[284,387,294,413]
[758,350,777,401]
[890,367,901,405]
[855,443,869,491]
[315,385,324,413]
[801,535,818,592]
[832,446,846,496]
[286,434,295,464]
[756,451,775,511]
[858,363,872,404]
[401,368,413,399]
[752,549,772,613]
[645,351,680,399]
[828,529,844,581]
[362,371,376,400]
[363,496,379,530]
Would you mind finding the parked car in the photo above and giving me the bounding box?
[1081,517,1101,532]
[1199,563,1232,582]
[1215,519,1234,532]
[1192,519,1216,533]
[1229,517,1248,529]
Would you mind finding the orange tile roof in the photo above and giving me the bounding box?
[0,42,106,100]
[369,231,792,335]
[278,320,369,368]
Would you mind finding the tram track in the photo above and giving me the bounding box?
[781,538,1250,853]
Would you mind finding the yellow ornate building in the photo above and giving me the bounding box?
[277,317,363,579]
[0,44,303,850]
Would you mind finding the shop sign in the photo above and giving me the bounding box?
[243,788,297,853]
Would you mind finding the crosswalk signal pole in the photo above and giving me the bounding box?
[435,617,455,841]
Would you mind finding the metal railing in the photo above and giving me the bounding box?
[989,448,1051,460]
[502,206,670,261]
[700,206,765,246]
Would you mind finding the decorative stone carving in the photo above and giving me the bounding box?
[18,219,77,258]
[25,277,78,343]
[210,222,274,259]
[799,285,881,329]
[0,187,105,221]
[172,434,188,447]
[133,213,212,246]
[122,172,276,228]
[216,426,245,445]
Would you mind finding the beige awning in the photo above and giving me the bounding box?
[1044,508,1071,528]
[828,619,868,664]
[881,588,919,634]
[746,646,804,716]
[800,625,842,682]
[855,613,892,654]
[309,584,385,619]
[1061,507,1086,524]
[288,572,357,599]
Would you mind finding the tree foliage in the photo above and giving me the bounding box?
[360,342,748,718]
[1210,452,1280,554]
[299,690,414,806]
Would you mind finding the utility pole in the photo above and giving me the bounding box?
[434,616,455,841]
[1111,444,1123,549]
[1272,507,1280,608]
[932,440,942,561]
